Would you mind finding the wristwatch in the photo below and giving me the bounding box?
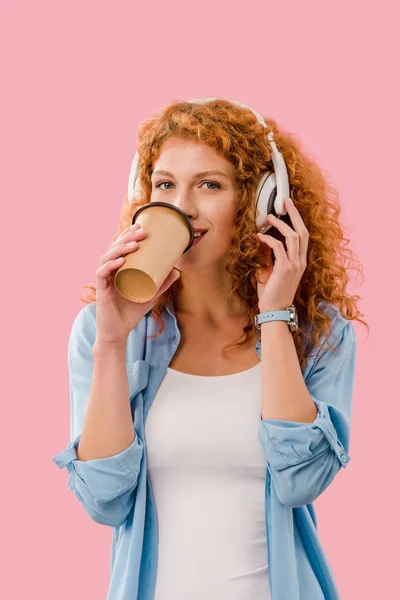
[254,304,298,332]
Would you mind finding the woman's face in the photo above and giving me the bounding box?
[150,136,239,270]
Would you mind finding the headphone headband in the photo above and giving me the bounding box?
[188,97,267,129]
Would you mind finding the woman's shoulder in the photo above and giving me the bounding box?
[316,300,354,336]
[300,300,355,355]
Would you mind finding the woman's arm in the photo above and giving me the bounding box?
[260,319,318,423]
[52,306,144,527]
[77,341,135,461]
[259,316,356,507]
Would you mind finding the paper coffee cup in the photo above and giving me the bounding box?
[114,202,194,303]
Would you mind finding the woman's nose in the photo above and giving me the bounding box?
[174,192,197,219]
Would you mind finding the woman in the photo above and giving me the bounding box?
[53,98,367,599]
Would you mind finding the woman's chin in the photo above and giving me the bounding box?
[174,254,228,272]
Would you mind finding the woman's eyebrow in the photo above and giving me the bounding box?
[152,169,231,180]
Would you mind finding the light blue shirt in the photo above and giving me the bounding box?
[52,299,356,600]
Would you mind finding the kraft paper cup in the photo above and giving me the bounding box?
[114,202,194,303]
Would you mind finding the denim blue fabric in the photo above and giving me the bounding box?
[52,299,356,600]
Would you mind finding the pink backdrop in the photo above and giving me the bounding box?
[2,0,397,598]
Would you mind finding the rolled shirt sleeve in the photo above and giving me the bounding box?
[259,317,356,508]
[52,305,144,527]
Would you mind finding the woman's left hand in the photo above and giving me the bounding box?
[255,197,309,312]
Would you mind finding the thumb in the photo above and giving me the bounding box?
[144,268,181,310]
[156,268,181,296]
[168,268,181,285]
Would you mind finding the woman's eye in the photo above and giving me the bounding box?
[203,181,220,190]
[158,181,174,190]
[155,181,221,190]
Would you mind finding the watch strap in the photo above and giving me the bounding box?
[254,305,298,332]
[254,309,291,329]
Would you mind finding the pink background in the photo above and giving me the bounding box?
[1,0,397,598]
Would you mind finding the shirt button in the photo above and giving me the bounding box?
[341,454,349,464]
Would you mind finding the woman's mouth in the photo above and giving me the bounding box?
[191,231,207,247]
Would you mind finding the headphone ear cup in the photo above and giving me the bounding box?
[267,187,277,217]
[255,170,277,233]
[128,152,141,203]
[134,177,142,201]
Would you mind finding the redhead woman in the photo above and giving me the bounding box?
[53,97,367,600]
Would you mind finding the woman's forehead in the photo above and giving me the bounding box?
[155,137,234,174]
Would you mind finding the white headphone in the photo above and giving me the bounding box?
[127,96,290,234]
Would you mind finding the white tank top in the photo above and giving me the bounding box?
[145,361,271,600]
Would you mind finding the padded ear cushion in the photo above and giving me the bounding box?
[255,170,277,233]
[267,187,278,217]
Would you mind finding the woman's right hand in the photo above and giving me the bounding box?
[94,223,181,347]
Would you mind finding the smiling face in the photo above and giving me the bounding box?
[150,136,239,271]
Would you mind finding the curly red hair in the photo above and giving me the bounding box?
[82,99,368,369]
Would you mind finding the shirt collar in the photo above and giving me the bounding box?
[165,296,176,319]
